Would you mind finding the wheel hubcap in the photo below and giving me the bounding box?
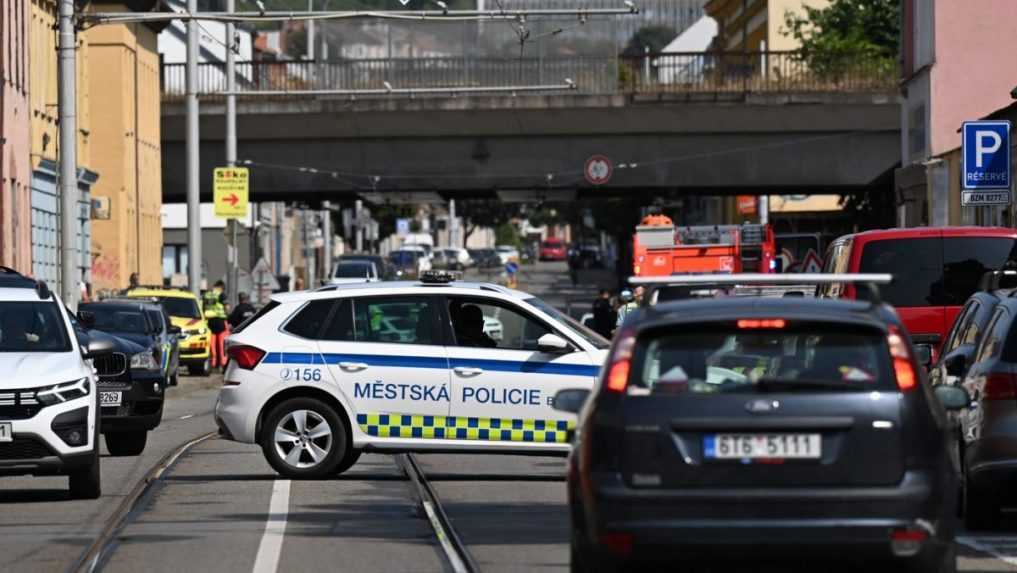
[274,409,332,469]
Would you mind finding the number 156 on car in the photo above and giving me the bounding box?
[705,433,821,460]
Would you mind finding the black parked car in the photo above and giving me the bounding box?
[78,300,173,456]
[954,296,1017,530]
[557,278,965,572]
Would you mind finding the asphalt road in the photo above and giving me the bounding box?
[2,262,1017,572]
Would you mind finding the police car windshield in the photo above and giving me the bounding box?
[81,305,150,334]
[156,297,202,319]
[0,301,71,352]
[524,297,609,349]
[635,322,894,394]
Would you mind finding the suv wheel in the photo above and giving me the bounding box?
[105,431,148,456]
[69,446,101,499]
[261,398,346,479]
[190,358,210,377]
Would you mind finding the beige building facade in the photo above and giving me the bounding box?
[1,0,32,272]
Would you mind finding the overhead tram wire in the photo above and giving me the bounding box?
[78,5,640,28]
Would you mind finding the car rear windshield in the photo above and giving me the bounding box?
[633,323,894,394]
[156,296,202,319]
[859,236,1017,307]
[389,251,418,265]
[0,302,71,352]
[335,263,371,278]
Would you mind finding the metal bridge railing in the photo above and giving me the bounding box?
[160,51,897,101]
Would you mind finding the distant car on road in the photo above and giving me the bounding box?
[126,286,211,376]
[388,249,429,279]
[339,254,393,281]
[559,274,964,573]
[330,260,380,285]
[468,248,502,269]
[539,238,568,261]
[495,245,521,265]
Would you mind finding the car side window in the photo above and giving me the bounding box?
[975,308,1007,363]
[320,299,354,341]
[960,303,985,346]
[352,296,439,345]
[447,297,551,351]
[945,301,978,352]
[283,300,336,339]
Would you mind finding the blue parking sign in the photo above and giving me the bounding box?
[963,121,1011,190]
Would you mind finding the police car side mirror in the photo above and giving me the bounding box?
[84,338,116,360]
[552,389,590,414]
[537,333,571,353]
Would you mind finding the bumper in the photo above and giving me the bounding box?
[0,396,98,475]
[179,335,210,361]
[576,470,954,562]
[99,378,165,432]
[0,446,94,477]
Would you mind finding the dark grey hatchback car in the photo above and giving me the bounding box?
[558,277,967,573]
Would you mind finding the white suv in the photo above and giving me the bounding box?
[216,272,609,478]
[0,269,114,498]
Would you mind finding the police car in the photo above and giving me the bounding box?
[215,271,609,478]
[0,268,116,498]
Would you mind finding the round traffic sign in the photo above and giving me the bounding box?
[584,155,613,186]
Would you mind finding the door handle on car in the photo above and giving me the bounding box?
[454,367,484,377]
[338,362,369,372]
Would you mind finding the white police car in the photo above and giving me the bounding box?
[216,272,609,478]
[0,268,116,498]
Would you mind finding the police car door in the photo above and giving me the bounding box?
[444,296,596,445]
[317,295,451,440]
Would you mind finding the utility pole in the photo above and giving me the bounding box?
[321,201,331,282]
[307,0,315,60]
[58,0,79,308]
[355,199,364,253]
[225,0,239,306]
[186,0,202,296]
[449,198,458,248]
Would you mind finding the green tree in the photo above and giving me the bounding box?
[457,201,519,247]
[622,25,677,56]
[783,0,899,77]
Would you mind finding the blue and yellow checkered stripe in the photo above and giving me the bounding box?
[356,413,575,443]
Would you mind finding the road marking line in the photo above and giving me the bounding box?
[252,479,291,573]
[179,414,194,420]
[957,536,1017,567]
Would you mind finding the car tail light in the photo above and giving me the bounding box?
[227,345,266,370]
[605,329,636,393]
[984,372,1017,400]
[890,529,927,557]
[737,319,786,329]
[887,326,917,392]
[598,532,633,557]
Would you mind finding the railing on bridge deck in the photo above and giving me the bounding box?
[160,51,897,101]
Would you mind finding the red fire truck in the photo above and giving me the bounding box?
[632,214,777,277]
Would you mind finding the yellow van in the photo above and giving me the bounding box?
[126,287,211,376]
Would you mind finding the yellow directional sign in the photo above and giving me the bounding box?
[213,167,249,219]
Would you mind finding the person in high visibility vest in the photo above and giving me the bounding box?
[615,286,644,331]
[203,280,229,371]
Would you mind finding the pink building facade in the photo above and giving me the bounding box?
[898,0,1017,227]
[1,0,32,271]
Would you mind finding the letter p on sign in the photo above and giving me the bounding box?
[963,121,1011,190]
[976,130,1002,167]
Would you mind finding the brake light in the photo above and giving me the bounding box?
[227,345,266,370]
[887,326,917,392]
[737,319,786,329]
[890,528,927,557]
[984,372,1017,400]
[598,532,633,557]
[605,329,636,393]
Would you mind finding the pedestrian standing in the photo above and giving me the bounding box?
[592,289,616,339]
[203,280,229,371]
[228,292,256,329]
[615,286,644,330]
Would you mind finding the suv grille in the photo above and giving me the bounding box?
[0,390,44,420]
[0,437,54,460]
[93,353,128,381]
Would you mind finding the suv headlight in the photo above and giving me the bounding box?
[186,327,207,337]
[36,378,90,405]
[130,352,160,371]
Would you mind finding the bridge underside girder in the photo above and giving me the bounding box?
[161,94,901,203]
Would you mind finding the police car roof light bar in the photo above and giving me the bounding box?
[419,270,461,284]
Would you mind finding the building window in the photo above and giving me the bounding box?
[163,245,189,280]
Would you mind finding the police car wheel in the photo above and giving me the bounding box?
[261,398,346,479]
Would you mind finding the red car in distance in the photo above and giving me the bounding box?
[539,237,568,261]
[820,227,1017,364]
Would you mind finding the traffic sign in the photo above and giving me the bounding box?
[584,155,613,186]
[962,190,1012,207]
[213,167,250,219]
[800,249,824,274]
[963,121,1011,191]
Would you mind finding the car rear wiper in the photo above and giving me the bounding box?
[755,378,866,392]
